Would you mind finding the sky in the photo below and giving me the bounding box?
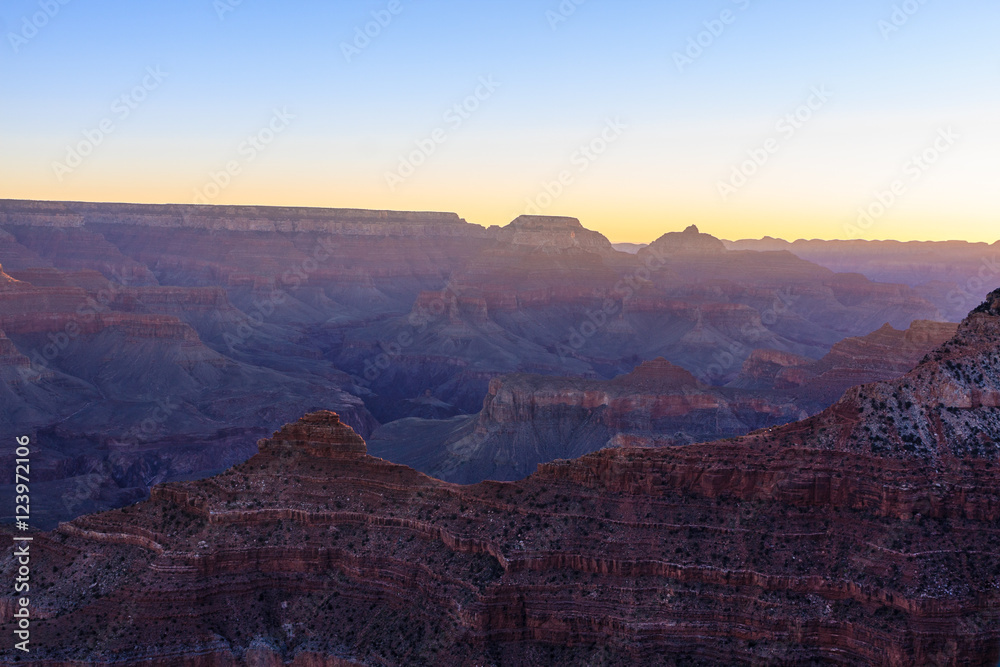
[1,0,997,243]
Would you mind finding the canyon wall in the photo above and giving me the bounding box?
[3,290,999,664]
[369,321,954,484]
[0,200,951,528]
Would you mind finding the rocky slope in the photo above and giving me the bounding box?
[0,262,373,528]
[1,200,949,528]
[369,358,805,483]
[369,322,953,484]
[3,291,998,665]
[334,221,943,418]
[730,319,959,405]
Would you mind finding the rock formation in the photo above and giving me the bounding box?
[369,358,804,483]
[487,215,619,255]
[645,224,727,254]
[0,260,374,529]
[731,319,959,404]
[4,291,998,664]
[0,200,952,529]
[724,237,1000,322]
[369,321,952,485]
[335,219,943,417]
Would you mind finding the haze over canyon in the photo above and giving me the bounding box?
[2,287,999,665]
[0,199,998,665]
[0,199,996,526]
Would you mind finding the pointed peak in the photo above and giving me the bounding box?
[647,226,726,254]
[261,411,367,458]
[617,357,699,387]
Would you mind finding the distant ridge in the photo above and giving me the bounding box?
[0,199,479,234]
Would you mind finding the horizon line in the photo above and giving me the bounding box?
[0,196,995,247]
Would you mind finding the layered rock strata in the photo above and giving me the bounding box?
[369,323,953,484]
[3,291,999,664]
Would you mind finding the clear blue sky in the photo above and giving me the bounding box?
[1,0,997,242]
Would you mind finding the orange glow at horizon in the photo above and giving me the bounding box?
[1,177,997,246]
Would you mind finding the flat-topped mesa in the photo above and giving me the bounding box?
[258,411,367,458]
[646,224,727,254]
[491,215,615,252]
[508,214,583,229]
[0,199,479,235]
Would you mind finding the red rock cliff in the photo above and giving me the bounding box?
[6,287,1000,667]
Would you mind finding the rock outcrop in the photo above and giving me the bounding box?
[731,319,959,403]
[369,358,805,483]
[369,319,953,485]
[645,224,727,254]
[0,200,952,530]
[4,291,997,664]
[260,411,368,458]
[488,215,618,254]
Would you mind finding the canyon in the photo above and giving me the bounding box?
[369,319,956,484]
[722,237,1000,322]
[2,288,999,665]
[620,236,1000,323]
[0,199,959,527]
